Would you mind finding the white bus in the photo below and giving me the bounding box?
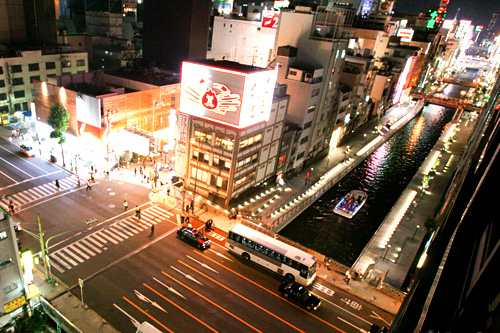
[226,224,317,286]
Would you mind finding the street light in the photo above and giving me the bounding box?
[460,90,467,104]
[412,224,421,240]
[382,244,391,260]
[190,137,200,211]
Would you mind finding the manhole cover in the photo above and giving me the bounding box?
[108,204,115,208]
[109,192,116,196]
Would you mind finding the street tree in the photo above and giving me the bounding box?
[47,102,70,167]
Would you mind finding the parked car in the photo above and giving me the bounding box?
[278,281,321,311]
[19,144,34,157]
[177,226,211,250]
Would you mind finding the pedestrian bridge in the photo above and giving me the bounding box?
[412,93,482,112]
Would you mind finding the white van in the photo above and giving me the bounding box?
[136,322,162,333]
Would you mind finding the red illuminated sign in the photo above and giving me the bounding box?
[186,81,241,115]
[262,10,279,29]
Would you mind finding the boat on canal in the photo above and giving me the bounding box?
[333,190,367,219]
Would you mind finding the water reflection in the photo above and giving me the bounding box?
[279,104,455,266]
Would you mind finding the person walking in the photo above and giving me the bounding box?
[77,176,80,187]
[150,225,155,237]
[86,179,92,191]
[8,200,15,214]
[185,216,190,225]
[55,179,60,190]
[8,136,12,144]
[134,168,137,177]
[167,187,171,196]
[124,200,128,211]
[180,214,185,224]
[135,206,141,220]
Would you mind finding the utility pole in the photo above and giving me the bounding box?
[37,214,50,282]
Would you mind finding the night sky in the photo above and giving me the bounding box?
[394,0,500,27]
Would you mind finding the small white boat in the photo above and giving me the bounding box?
[334,190,367,219]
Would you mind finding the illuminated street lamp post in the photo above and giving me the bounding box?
[412,224,421,240]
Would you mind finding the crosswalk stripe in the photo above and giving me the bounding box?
[120,220,140,233]
[35,185,52,195]
[54,250,78,266]
[8,196,23,206]
[142,211,159,220]
[62,248,84,263]
[24,189,41,200]
[98,230,119,244]
[59,178,74,187]
[91,233,109,245]
[75,242,96,256]
[80,239,102,253]
[151,206,173,217]
[114,223,136,236]
[15,192,31,202]
[50,253,71,270]
[48,258,65,273]
[69,244,90,259]
[123,218,146,231]
[112,224,134,237]
[138,218,153,227]
[108,227,128,240]
[30,187,48,197]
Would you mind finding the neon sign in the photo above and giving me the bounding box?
[185,81,241,115]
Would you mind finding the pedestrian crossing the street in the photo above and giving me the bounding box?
[48,205,173,273]
[0,175,80,211]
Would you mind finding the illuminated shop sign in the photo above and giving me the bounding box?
[397,28,414,43]
[455,20,471,39]
[426,6,447,29]
[262,10,280,29]
[180,62,277,129]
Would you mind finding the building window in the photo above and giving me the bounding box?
[304,121,312,130]
[10,65,22,73]
[0,105,8,113]
[307,105,316,113]
[289,70,297,76]
[194,130,212,144]
[296,152,305,160]
[0,66,3,75]
[192,149,209,164]
[191,166,209,184]
[300,137,308,145]
[0,93,7,101]
[311,88,320,97]
[28,63,40,71]
[0,231,7,240]
[14,103,21,111]
[237,153,259,169]
[13,90,25,98]
[213,155,231,171]
[210,174,229,190]
[45,62,56,70]
[0,80,5,88]
[76,59,86,67]
[62,60,71,68]
[233,171,255,189]
[0,258,12,269]
[239,133,262,150]
[12,78,24,86]
[215,136,234,151]
[30,76,41,83]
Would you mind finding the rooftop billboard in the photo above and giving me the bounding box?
[180,62,277,129]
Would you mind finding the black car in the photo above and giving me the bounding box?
[177,226,211,250]
[278,281,321,311]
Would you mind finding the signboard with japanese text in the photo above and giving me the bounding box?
[397,28,414,43]
[4,295,26,313]
[180,62,277,129]
[262,10,280,29]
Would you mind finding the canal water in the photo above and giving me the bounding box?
[279,104,456,266]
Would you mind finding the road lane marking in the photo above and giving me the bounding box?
[337,316,366,332]
[0,169,64,191]
[122,297,174,333]
[0,156,34,177]
[79,239,100,254]
[50,253,71,270]
[0,145,49,173]
[179,260,306,333]
[68,244,90,260]
[0,169,17,182]
[161,271,262,333]
[144,283,218,332]
[113,304,141,329]
[194,251,347,332]
[97,231,119,244]
[62,248,84,263]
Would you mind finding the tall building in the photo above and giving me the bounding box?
[0,0,57,45]
[143,0,212,71]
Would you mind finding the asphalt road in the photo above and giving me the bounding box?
[1,138,393,332]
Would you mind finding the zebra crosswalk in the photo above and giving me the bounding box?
[48,205,173,273]
[1,175,79,211]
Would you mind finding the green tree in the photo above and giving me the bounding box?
[47,103,70,167]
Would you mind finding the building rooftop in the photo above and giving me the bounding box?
[105,67,181,86]
[190,60,271,74]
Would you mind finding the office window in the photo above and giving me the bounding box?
[0,258,12,269]
[0,231,7,240]
[28,63,40,71]
[194,130,212,144]
[215,136,234,151]
[62,60,71,68]
[14,90,25,98]
[0,66,3,75]
[300,137,308,145]
[12,78,24,86]
[10,65,22,73]
[0,105,8,113]
[46,62,56,70]
[30,76,41,83]
[0,80,5,88]
[14,103,21,111]
[76,59,86,67]
[304,121,312,130]
[0,93,7,101]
